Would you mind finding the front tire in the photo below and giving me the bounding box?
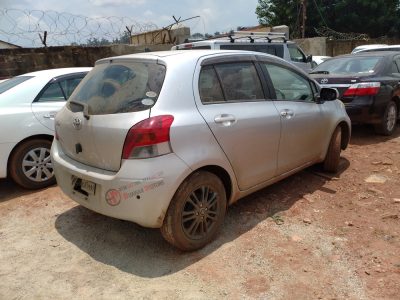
[9,139,56,189]
[161,171,227,251]
[375,101,398,136]
[323,126,342,173]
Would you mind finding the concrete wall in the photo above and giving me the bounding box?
[294,37,327,56]
[0,44,172,79]
[131,27,190,46]
[326,38,400,56]
[0,40,20,49]
[294,37,400,57]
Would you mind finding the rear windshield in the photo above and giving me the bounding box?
[68,61,166,115]
[0,76,33,94]
[313,56,382,74]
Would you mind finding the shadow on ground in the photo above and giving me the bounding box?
[55,158,349,278]
[0,179,34,203]
[350,124,400,146]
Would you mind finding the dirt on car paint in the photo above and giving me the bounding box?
[0,125,399,299]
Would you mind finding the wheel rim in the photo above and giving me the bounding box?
[386,105,397,132]
[181,186,220,240]
[22,147,54,182]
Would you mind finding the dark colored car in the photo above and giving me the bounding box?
[310,52,400,135]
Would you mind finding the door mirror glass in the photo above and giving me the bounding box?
[319,87,339,102]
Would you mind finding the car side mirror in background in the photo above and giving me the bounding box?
[318,87,339,103]
[306,55,313,63]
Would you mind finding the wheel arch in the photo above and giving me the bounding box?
[7,134,54,175]
[338,121,350,150]
[392,94,400,118]
[191,165,234,207]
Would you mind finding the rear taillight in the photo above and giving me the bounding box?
[122,115,174,159]
[343,82,381,97]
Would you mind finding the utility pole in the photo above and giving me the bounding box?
[301,0,307,38]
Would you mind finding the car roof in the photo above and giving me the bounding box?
[19,67,92,78]
[351,44,388,53]
[343,51,400,58]
[97,49,284,63]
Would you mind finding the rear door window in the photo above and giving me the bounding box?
[37,75,86,102]
[69,61,166,115]
[199,62,264,103]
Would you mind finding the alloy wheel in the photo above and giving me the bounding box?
[181,186,220,240]
[22,147,54,182]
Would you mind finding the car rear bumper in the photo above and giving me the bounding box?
[345,104,381,124]
[51,140,191,228]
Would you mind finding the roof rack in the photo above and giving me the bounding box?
[225,31,288,43]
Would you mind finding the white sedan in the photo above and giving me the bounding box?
[0,68,91,189]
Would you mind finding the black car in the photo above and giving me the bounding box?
[310,51,400,135]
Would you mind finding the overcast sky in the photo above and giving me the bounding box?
[1,0,260,34]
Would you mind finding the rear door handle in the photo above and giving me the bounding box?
[214,114,236,126]
[280,109,294,119]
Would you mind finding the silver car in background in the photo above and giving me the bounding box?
[51,50,350,250]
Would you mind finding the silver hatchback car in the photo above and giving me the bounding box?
[51,50,351,250]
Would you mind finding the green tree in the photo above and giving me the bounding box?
[255,0,400,38]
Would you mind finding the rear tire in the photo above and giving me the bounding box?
[161,171,226,251]
[323,126,342,173]
[374,101,397,136]
[9,139,56,189]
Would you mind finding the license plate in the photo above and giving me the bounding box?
[72,176,96,196]
[81,179,96,195]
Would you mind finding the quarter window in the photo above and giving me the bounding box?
[288,45,306,63]
[262,63,314,102]
[394,57,400,73]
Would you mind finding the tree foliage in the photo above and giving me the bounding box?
[256,0,400,38]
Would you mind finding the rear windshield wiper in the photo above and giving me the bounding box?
[69,100,90,120]
[309,70,330,74]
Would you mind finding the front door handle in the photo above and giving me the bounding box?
[214,114,236,126]
[280,109,294,119]
[43,111,57,119]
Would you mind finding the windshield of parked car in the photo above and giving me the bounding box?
[312,56,382,75]
[68,61,166,115]
[0,76,33,94]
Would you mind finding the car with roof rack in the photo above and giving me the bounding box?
[171,31,314,72]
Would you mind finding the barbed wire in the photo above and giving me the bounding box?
[0,8,159,47]
[315,26,369,41]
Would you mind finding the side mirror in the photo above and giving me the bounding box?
[318,87,339,103]
[306,55,313,63]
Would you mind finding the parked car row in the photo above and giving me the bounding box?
[0,36,398,251]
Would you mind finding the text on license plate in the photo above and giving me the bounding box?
[72,176,96,196]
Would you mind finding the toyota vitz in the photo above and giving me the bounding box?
[51,50,351,250]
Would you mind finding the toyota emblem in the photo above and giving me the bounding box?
[320,78,329,84]
[72,117,82,130]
